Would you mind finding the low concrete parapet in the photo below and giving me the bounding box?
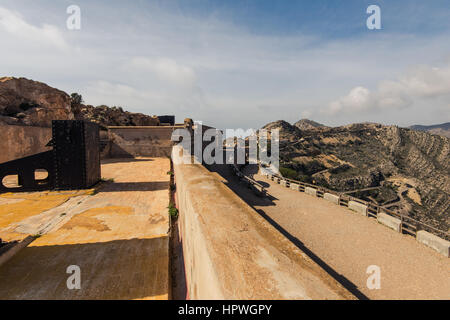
[290,183,300,191]
[275,177,281,184]
[417,231,450,257]
[377,212,402,233]
[324,193,340,205]
[305,187,317,197]
[172,146,356,299]
[348,201,367,216]
[280,180,287,187]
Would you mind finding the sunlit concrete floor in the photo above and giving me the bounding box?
[213,164,450,300]
[0,157,170,300]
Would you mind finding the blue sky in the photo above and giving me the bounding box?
[1,0,449,129]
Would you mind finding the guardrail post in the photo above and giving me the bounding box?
[400,215,404,234]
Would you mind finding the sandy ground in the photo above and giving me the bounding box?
[209,164,450,300]
[0,157,170,300]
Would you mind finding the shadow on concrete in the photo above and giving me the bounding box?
[100,181,169,192]
[254,180,270,188]
[170,219,187,300]
[101,158,154,164]
[0,240,19,255]
[209,163,369,300]
[0,237,168,300]
[206,163,278,205]
[254,208,369,300]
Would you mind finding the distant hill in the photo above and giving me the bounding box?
[294,119,327,130]
[261,120,449,232]
[409,122,450,138]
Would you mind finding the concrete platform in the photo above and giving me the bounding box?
[0,157,170,300]
[248,172,450,299]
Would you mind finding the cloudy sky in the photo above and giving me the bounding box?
[1,0,449,130]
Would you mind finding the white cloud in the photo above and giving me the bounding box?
[0,7,67,50]
[1,2,450,128]
[324,63,450,115]
[127,57,196,87]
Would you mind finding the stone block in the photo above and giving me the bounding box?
[377,212,402,232]
[348,201,367,216]
[417,231,450,257]
[324,193,340,205]
[305,187,317,197]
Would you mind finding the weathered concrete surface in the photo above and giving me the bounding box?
[305,187,317,197]
[235,171,450,299]
[0,158,170,300]
[348,201,367,216]
[0,124,52,163]
[0,190,93,242]
[417,231,450,258]
[0,235,35,268]
[280,180,287,187]
[377,212,402,233]
[290,183,300,191]
[324,193,340,205]
[108,126,182,158]
[173,147,355,300]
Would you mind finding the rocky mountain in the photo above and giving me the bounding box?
[294,118,327,130]
[77,105,159,129]
[0,77,159,128]
[0,77,74,127]
[263,119,449,231]
[410,122,450,138]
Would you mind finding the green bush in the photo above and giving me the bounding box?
[279,166,297,179]
[168,203,179,218]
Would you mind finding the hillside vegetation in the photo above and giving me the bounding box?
[263,120,450,231]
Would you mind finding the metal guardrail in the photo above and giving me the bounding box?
[231,164,267,196]
[262,171,449,241]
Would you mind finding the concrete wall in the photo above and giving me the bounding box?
[173,146,355,300]
[0,124,52,163]
[108,126,182,158]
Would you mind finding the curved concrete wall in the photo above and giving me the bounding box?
[172,146,355,300]
[108,126,183,158]
[0,124,52,163]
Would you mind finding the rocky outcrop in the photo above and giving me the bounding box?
[77,105,159,129]
[0,77,161,128]
[410,122,450,138]
[263,119,450,231]
[294,119,327,130]
[0,77,74,127]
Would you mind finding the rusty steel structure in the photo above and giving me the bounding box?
[0,120,101,192]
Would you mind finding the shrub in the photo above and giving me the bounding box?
[168,203,179,218]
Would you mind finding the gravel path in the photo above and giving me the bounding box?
[210,164,450,300]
